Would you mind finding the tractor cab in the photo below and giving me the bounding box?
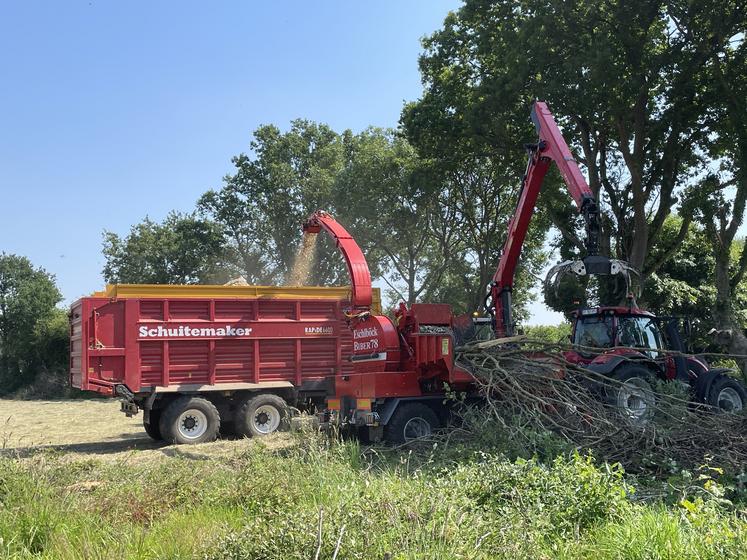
[569,306,710,383]
[568,307,677,373]
[571,307,661,355]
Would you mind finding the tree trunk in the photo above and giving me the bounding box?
[712,255,747,379]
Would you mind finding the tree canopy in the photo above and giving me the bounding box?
[402,0,743,284]
[98,0,747,346]
[0,254,62,393]
[102,211,228,285]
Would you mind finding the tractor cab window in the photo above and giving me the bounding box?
[573,315,614,351]
[617,316,663,355]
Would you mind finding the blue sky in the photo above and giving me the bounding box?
[0,0,562,324]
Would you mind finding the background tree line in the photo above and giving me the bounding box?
[106,0,747,353]
[0,254,68,394]
[3,0,746,393]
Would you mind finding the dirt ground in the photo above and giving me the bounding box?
[0,398,291,461]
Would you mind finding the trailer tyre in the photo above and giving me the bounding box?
[707,376,746,413]
[143,410,162,440]
[385,403,440,444]
[236,394,289,438]
[159,397,220,444]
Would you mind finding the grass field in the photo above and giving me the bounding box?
[0,398,289,462]
[1,398,746,559]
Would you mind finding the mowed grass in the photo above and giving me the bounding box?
[1,399,746,559]
[0,398,291,462]
[1,398,145,449]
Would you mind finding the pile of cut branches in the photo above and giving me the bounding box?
[455,338,747,474]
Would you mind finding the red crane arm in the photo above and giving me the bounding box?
[492,101,601,337]
[302,210,373,310]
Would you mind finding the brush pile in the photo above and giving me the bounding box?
[455,338,747,474]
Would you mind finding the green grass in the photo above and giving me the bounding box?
[1,436,745,559]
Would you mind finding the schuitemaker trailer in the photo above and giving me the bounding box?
[70,284,381,443]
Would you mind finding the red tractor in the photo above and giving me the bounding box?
[312,102,745,443]
[487,101,746,423]
[566,307,745,422]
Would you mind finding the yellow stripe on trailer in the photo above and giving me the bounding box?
[327,398,341,411]
[91,284,382,314]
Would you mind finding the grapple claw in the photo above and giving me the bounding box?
[544,257,639,298]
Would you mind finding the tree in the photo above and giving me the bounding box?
[422,157,550,317]
[199,120,347,286]
[402,0,738,305]
[0,254,62,393]
[663,1,747,366]
[399,2,555,318]
[102,211,228,284]
[334,128,453,304]
[33,308,70,375]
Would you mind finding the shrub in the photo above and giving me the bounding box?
[448,452,630,539]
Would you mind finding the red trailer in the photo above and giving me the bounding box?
[70,283,381,443]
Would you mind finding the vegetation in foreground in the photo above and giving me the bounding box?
[1,428,746,560]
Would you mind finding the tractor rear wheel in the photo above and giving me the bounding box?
[606,366,656,426]
[385,403,440,444]
[707,376,746,413]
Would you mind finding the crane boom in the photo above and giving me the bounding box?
[491,101,610,337]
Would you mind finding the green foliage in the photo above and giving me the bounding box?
[198,120,346,285]
[0,254,62,394]
[1,438,746,559]
[33,308,70,374]
[335,128,453,304]
[523,322,572,343]
[403,0,746,318]
[450,453,629,539]
[102,211,228,285]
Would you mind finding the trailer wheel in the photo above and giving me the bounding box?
[606,366,656,426]
[235,394,289,437]
[159,397,220,444]
[385,403,440,444]
[143,410,162,440]
[707,376,746,413]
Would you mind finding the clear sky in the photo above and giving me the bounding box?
[0,0,563,325]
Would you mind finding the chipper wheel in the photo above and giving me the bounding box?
[384,403,440,444]
[235,393,290,438]
[605,365,656,427]
[707,375,746,413]
[159,397,221,444]
[143,409,162,440]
